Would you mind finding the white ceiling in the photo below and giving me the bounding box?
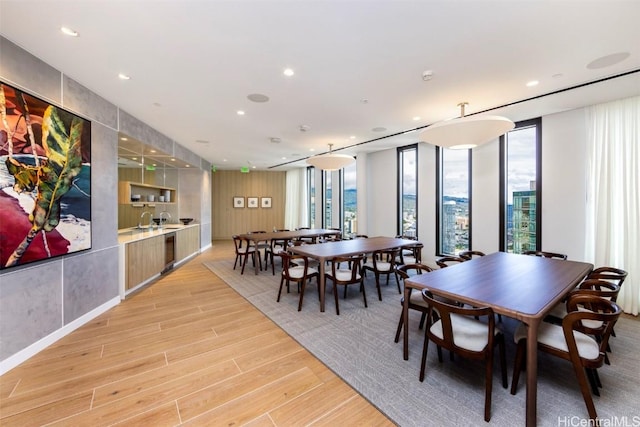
[1,0,639,171]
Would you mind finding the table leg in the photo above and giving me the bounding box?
[525,319,540,426]
[403,286,410,360]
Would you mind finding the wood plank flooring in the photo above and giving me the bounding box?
[0,241,393,426]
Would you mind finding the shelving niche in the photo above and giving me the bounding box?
[119,181,176,205]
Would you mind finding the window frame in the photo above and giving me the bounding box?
[397,144,418,238]
[435,146,472,256]
[499,117,542,252]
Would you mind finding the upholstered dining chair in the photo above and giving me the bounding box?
[435,256,465,268]
[458,250,486,260]
[232,235,260,275]
[277,251,319,311]
[420,289,508,422]
[363,248,402,300]
[397,242,423,265]
[511,294,621,420]
[394,263,434,343]
[325,254,367,315]
[586,267,627,301]
[523,250,568,260]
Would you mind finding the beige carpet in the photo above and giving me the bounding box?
[204,259,640,427]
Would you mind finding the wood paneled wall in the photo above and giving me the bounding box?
[212,170,286,240]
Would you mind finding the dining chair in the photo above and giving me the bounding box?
[277,251,319,311]
[458,250,486,260]
[523,250,568,260]
[420,289,508,422]
[511,294,621,420]
[393,263,433,343]
[363,248,401,301]
[397,242,423,265]
[325,254,367,315]
[586,267,627,300]
[232,235,260,275]
[435,256,465,268]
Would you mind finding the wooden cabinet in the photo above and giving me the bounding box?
[176,225,200,262]
[119,181,176,205]
[125,235,165,290]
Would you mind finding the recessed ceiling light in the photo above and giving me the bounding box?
[61,27,78,37]
[120,137,128,141]
[247,93,269,103]
[309,148,315,152]
[281,157,287,160]
[413,116,421,121]
[372,127,387,132]
[349,136,356,139]
[132,157,137,161]
[270,137,281,143]
[283,68,294,76]
[153,102,162,107]
[185,165,190,168]
[237,110,245,115]
[195,139,209,144]
[526,80,539,87]
[171,158,176,161]
[360,99,369,104]
[223,159,228,162]
[150,149,156,153]
[118,73,131,80]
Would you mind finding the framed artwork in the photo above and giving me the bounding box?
[261,197,272,208]
[233,196,244,208]
[247,197,258,208]
[0,81,92,270]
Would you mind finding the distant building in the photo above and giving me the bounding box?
[442,201,457,254]
[513,190,536,253]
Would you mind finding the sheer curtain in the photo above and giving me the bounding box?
[585,96,639,315]
[284,168,307,231]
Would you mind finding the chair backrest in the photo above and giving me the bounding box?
[587,266,627,290]
[232,235,246,253]
[523,250,567,260]
[396,263,433,280]
[562,294,621,363]
[459,250,486,260]
[353,234,368,239]
[436,256,465,268]
[422,289,496,356]
[279,251,311,280]
[329,255,364,284]
[371,248,400,270]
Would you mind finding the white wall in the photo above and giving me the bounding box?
[362,105,592,264]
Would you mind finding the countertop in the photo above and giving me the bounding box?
[117,223,199,244]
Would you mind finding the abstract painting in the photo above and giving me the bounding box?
[0,81,92,270]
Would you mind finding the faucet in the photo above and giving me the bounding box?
[159,211,172,228]
[138,211,153,229]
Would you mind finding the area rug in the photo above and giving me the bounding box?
[204,259,639,427]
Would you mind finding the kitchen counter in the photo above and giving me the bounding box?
[117,223,198,244]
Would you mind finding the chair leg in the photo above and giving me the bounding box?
[298,279,306,311]
[419,331,430,382]
[394,271,401,293]
[233,254,239,270]
[277,276,285,302]
[498,335,508,388]
[333,281,340,315]
[394,312,403,343]
[240,253,249,275]
[484,347,494,422]
[360,280,368,308]
[375,273,382,301]
[418,312,427,329]
[586,368,600,396]
[570,361,599,420]
[510,340,526,395]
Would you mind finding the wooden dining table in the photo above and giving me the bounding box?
[237,229,341,275]
[403,251,592,426]
[290,236,419,312]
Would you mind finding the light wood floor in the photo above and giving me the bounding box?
[0,241,394,426]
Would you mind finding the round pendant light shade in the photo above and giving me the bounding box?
[419,103,514,149]
[306,144,355,170]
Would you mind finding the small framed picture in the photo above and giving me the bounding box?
[261,197,272,208]
[233,197,244,208]
[247,197,259,208]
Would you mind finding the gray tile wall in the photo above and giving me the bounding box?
[0,36,211,364]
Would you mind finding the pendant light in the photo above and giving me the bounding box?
[306,143,355,170]
[419,102,514,149]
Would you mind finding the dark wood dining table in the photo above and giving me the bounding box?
[237,229,341,274]
[290,236,419,312]
[403,251,592,426]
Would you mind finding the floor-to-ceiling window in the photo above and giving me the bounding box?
[342,161,357,236]
[323,170,332,228]
[398,144,418,238]
[500,118,542,253]
[436,147,471,255]
[307,166,316,228]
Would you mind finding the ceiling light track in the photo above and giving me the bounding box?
[268,68,640,169]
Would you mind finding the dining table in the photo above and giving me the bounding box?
[403,251,592,426]
[290,236,420,312]
[237,229,342,275]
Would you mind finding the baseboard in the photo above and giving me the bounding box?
[0,296,120,375]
